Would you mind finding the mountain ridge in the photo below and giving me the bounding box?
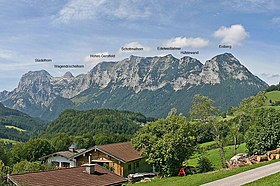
[0,53,268,120]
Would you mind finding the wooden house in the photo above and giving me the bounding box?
[72,142,152,177]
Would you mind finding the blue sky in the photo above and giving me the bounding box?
[1,0,280,91]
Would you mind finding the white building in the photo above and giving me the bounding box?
[41,145,86,168]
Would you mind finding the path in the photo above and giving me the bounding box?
[201,161,280,186]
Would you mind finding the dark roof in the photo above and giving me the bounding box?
[72,142,143,163]
[40,149,86,160]
[8,164,127,186]
[97,142,143,163]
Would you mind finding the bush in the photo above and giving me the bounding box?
[197,156,214,173]
[246,108,280,155]
[12,160,55,174]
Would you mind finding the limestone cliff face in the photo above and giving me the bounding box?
[0,53,268,120]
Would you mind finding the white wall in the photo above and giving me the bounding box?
[46,156,76,168]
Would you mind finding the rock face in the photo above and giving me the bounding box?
[0,90,9,100]
[0,53,268,120]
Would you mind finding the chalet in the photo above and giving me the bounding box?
[72,142,152,177]
[40,144,86,168]
[7,164,127,186]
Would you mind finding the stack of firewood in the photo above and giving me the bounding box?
[226,153,257,168]
[257,148,280,162]
[227,148,280,168]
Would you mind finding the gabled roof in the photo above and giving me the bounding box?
[72,142,143,163]
[8,164,127,186]
[40,149,86,160]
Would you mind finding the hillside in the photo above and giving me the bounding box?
[0,53,268,120]
[0,102,46,141]
[128,146,279,186]
[187,143,247,170]
[43,109,150,136]
[265,91,280,103]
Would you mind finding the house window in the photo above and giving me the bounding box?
[128,164,131,171]
[61,162,70,168]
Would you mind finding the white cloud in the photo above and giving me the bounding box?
[261,73,280,78]
[53,0,101,24]
[223,0,280,12]
[259,73,280,85]
[0,49,15,60]
[164,37,209,48]
[272,16,280,25]
[214,24,249,46]
[53,0,152,24]
[119,42,151,53]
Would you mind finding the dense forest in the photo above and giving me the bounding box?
[0,103,46,141]
[43,109,152,137]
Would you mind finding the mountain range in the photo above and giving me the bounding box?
[0,53,268,120]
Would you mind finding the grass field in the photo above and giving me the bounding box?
[5,125,26,132]
[129,160,280,186]
[199,141,216,148]
[0,138,18,144]
[187,143,247,170]
[244,172,280,186]
[265,91,280,103]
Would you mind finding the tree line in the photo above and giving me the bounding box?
[133,92,280,177]
[1,92,280,180]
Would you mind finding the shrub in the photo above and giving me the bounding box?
[197,156,214,173]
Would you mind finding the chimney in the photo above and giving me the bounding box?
[82,164,95,175]
[68,144,77,152]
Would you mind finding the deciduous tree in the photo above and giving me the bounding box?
[189,94,218,122]
[132,115,196,177]
[246,108,280,155]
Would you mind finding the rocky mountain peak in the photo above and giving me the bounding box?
[18,70,52,90]
[180,56,203,66]
[165,54,175,58]
[161,54,176,62]
[23,70,51,78]
[128,55,142,62]
[203,53,254,82]
[62,71,74,78]
[0,90,9,100]
[210,53,241,65]
[0,53,268,120]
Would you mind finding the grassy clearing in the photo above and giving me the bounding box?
[187,143,247,170]
[0,138,18,144]
[129,160,280,186]
[5,125,26,132]
[262,106,280,110]
[265,91,280,103]
[244,172,280,186]
[199,141,216,148]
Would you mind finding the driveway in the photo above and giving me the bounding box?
[201,161,280,186]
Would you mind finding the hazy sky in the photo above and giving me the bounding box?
[1,0,280,91]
